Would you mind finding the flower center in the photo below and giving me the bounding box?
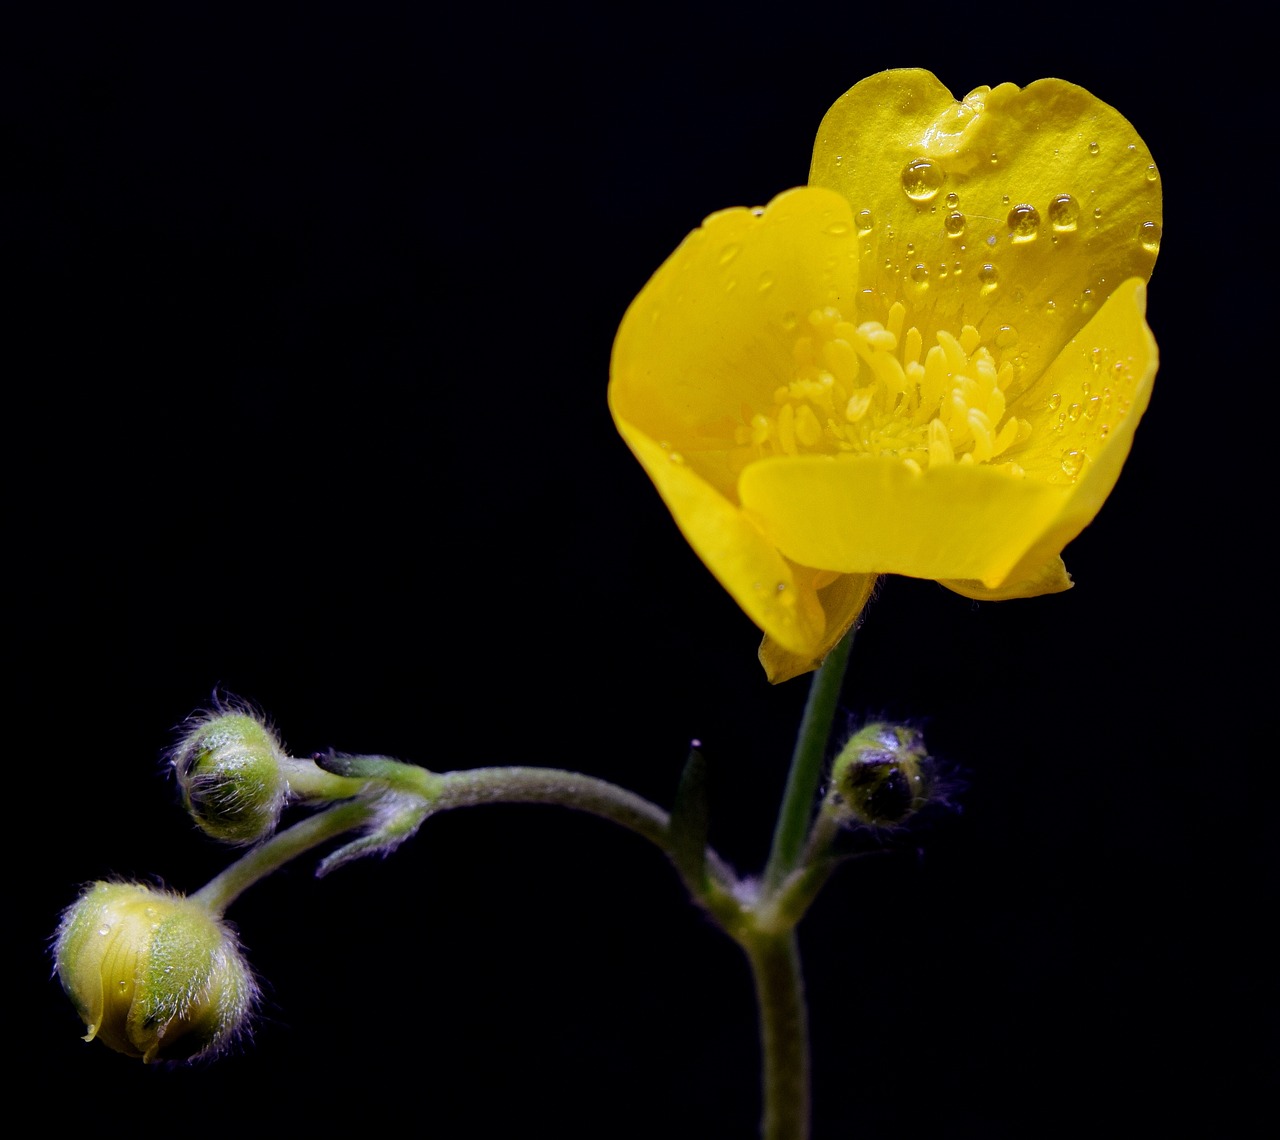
[733,301,1030,475]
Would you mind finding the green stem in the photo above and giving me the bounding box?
[432,766,738,889]
[743,930,810,1140]
[762,628,855,893]
[191,799,376,916]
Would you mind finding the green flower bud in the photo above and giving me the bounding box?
[172,708,288,844]
[829,722,934,827]
[54,881,256,1063]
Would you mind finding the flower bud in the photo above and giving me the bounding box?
[829,721,934,827]
[172,709,288,844]
[53,881,256,1063]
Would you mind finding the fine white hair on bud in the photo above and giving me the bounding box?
[170,699,289,845]
[828,721,936,828]
[53,881,257,1064]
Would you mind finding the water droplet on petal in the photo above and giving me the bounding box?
[98,925,111,936]
[1093,207,1103,220]
[1047,392,1062,411]
[1139,220,1161,253]
[995,325,1018,348]
[910,263,929,286]
[1048,194,1079,232]
[945,192,959,208]
[1061,448,1085,478]
[834,155,843,166]
[1007,203,1040,243]
[944,211,965,236]
[1088,141,1100,155]
[978,264,999,294]
[900,158,944,202]
[856,209,874,235]
[1146,163,1158,183]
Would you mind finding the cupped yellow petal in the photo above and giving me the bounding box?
[610,187,865,654]
[759,570,878,684]
[811,70,1161,402]
[738,276,1155,590]
[613,420,828,654]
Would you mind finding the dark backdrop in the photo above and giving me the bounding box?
[8,6,1269,1138]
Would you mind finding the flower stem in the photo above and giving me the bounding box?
[762,628,855,893]
[191,799,377,916]
[431,766,738,889]
[743,929,810,1140]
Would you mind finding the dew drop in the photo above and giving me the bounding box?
[98,925,111,936]
[1048,194,1079,232]
[1088,141,1100,155]
[751,206,765,217]
[856,209,874,235]
[1047,392,1062,411]
[1085,395,1102,419]
[944,210,966,236]
[989,152,999,166]
[719,243,741,266]
[1099,424,1110,440]
[1007,203,1040,243]
[1078,288,1095,315]
[900,158,944,202]
[118,979,127,991]
[945,191,959,208]
[1139,220,1161,253]
[1093,207,1103,220]
[1001,194,1010,206]
[1067,402,1082,422]
[1146,163,1158,183]
[910,263,929,285]
[1060,448,1085,478]
[995,325,1018,348]
[1044,300,1058,315]
[834,155,843,166]
[978,264,999,294]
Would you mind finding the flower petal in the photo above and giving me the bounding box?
[811,70,1161,404]
[738,277,1156,588]
[759,571,878,684]
[613,422,827,654]
[610,187,864,654]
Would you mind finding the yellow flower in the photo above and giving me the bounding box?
[609,70,1160,682]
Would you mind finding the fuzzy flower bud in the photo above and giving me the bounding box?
[829,722,934,827]
[172,708,288,844]
[53,881,256,1063]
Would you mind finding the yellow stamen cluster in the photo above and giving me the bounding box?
[734,301,1031,475]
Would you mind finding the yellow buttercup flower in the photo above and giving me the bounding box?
[609,70,1160,682]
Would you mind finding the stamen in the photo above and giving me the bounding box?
[732,298,1030,477]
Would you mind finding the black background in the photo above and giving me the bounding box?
[9,5,1270,1137]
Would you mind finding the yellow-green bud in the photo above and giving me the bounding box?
[829,722,934,827]
[172,709,288,844]
[53,881,256,1063]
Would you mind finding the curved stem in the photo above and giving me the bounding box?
[192,799,377,916]
[762,628,855,893]
[743,929,810,1140]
